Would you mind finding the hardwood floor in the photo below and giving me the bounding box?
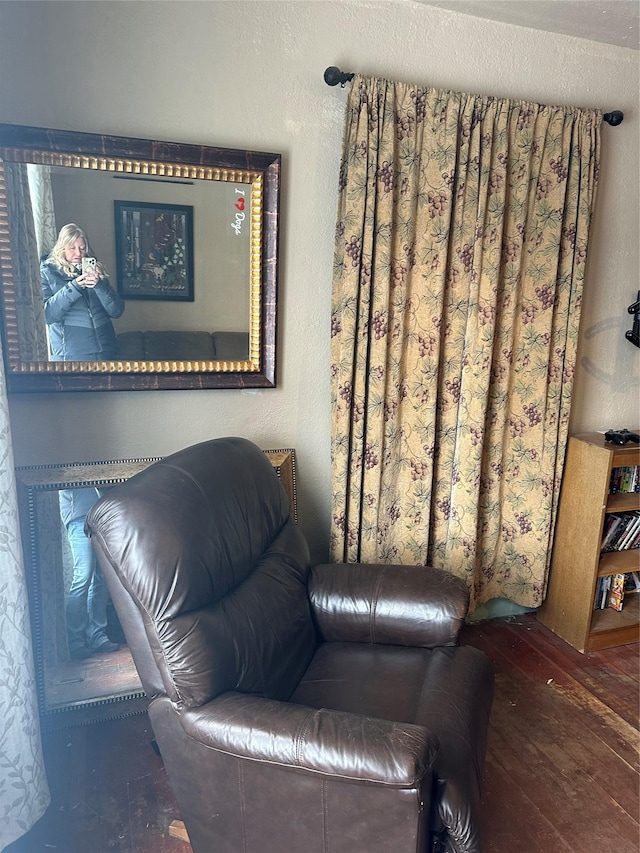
[45,645,142,710]
[463,615,639,853]
[6,614,639,853]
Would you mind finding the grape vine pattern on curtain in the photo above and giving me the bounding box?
[330,75,601,611]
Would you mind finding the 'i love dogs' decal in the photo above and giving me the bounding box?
[231,187,247,235]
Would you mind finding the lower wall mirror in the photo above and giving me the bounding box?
[16,449,297,729]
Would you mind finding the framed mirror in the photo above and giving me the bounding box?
[16,450,297,728]
[0,123,280,392]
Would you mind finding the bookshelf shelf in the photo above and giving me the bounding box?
[607,492,640,512]
[598,549,640,576]
[590,593,640,646]
[537,432,640,653]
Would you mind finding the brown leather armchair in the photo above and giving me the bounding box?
[86,437,493,853]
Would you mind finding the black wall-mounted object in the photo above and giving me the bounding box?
[626,291,640,349]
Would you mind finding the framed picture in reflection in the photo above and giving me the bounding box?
[114,200,194,301]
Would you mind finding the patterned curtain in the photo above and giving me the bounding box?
[330,75,601,611]
[0,337,50,850]
[4,163,48,362]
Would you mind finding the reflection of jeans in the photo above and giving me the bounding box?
[65,517,109,651]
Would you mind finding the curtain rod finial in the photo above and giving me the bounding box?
[324,67,355,87]
[603,110,623,126]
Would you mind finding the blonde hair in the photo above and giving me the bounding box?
[48,223,107,277]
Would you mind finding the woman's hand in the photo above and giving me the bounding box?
[75,271,99,288]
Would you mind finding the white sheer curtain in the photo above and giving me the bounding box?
[0,198,50,849]
[27,164,57,260]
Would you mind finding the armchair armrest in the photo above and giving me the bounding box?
[309,563,469,647]
[180,692,438,787]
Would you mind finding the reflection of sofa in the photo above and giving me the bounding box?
[116,330,249,362]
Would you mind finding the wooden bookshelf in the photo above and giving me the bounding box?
[537,432,640,652]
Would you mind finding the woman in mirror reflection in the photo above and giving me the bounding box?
[40,222,124,361]
[42,223,125,658]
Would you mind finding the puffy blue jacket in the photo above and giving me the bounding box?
[41,259,125,361]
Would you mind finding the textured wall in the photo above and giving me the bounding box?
[0,1,638,564]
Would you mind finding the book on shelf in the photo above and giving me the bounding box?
[624,571,640,593]
[607,573,626,611]
[593,571,640,612]
[618,513,640,550]
[594,575,611,610]
[609,465,640,494]
[600,511,640,552]
[629,522,640,551]
[601,515,623,550]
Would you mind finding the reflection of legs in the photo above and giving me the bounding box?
[66,518,95,655]
[66,518,114,655]
[85,557,110,650]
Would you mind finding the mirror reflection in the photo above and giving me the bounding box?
[37,481,143,709]
[17,452,296,725]
[8,163,250,362]
[0,123,280,392]
[16,460,157,722]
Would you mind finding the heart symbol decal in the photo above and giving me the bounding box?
[235,198,245,211]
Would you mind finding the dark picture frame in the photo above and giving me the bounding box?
[114,200,194,301]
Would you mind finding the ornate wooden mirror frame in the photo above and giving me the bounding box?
[0,123,280,392]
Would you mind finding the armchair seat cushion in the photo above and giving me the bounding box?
[292,641,493,852]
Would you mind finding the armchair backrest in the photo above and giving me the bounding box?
[86,437,316,711]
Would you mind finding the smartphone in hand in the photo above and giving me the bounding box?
[82,257,97,275]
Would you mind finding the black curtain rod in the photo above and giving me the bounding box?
[323,67,624,126]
